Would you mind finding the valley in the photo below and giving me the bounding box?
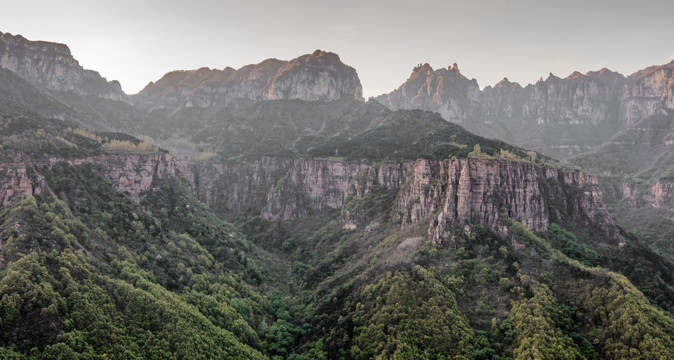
[0,30,673,359]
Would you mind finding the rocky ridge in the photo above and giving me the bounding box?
[0,31,126,101]
[376,61,674,158]
[134,50,364,111]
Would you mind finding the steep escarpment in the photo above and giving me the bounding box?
[622,60,674,124]
[376,61,674,158]
[40,153,191,201]
[134,50,363,111]
[0,153,190,205]
[194,157,617,245]
[0,31,126,101]
[375,63,481,124]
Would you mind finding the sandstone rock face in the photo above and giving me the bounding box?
[194,157,618,244]
[135,50,363,111]
[376,61,674,158]
[41,154,191,200]
[0,31,126,101]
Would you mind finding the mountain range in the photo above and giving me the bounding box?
[0,30,673,359]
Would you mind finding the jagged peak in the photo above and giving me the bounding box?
[450,62,460,73]
[628,60,674,81]
[412,63,434,73]
[495,77,511,87]
[308,49,334,59]
[546,72,561,81]
[565,71,585,80]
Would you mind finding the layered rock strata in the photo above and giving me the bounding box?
[194,157,617,244]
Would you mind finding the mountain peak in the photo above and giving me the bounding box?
[494,77,511,88]
[450,62,460,73]
[566,71,585,80]
[135,50,363,109]
[0,31,126,101]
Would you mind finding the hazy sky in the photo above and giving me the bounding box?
[2,0,672,97]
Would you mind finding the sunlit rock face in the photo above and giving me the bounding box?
[134,50,363,111]
[0,31,126,101]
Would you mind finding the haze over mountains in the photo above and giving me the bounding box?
[376,60,674,158]
[0,31,673,359]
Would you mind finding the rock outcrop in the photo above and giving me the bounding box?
[652,180,674,211]
[134,50,363,111]
[0,31,126,101]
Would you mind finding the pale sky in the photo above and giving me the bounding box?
[2,0,672,97]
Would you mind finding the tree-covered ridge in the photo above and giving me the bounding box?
[268,214,674,360]
[0,76,671,359]
[0,135,279,358]
[0,190,267,358]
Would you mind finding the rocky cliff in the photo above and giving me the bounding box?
[39,154,191,201]
[1,153,191,206]
[621,60,674,125]
[375,63,481,124]
[134,50,363,111]
[0,31,126,101]
[376,61,674,158]
[194,156,619,245]
[0,154,44,206]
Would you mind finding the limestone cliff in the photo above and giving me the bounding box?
[194,157,618,245]
[375,63,481,124]
[621,60,674,125]
[376,61,674,158]
[40,154,191,201]
[0,31,126,101]
[0,154,44,206]
[134,50,363,111]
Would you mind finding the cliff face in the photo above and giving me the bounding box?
[652,180,674,211]
[0,155,44,206]
[375,63,481,124]
[134,50,363,111]
[193,157,408,220]
[0,31,126,101]
[622,60,674,125]
[39,154,191,201]
[376,61,674,158]
[194,157,618,245]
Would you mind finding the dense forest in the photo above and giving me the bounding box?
[1,30,673,359]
